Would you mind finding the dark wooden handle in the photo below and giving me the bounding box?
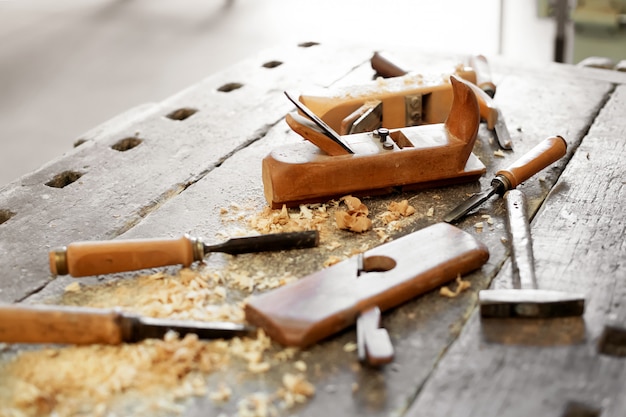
[370,51,409,78]
[497,136,567,189]
[50,236,196,277]
[0,304,124,345]
[469,54,496,98]
[245,223,489,348]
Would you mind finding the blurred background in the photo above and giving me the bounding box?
[1,0,623,185]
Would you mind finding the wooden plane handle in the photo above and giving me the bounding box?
[245,223,489,347]
[0,304,124,345]
[469,54,496,98]
[370,51,408,78]
[49,235,198,277]
[464,79,498,130]
[497,136,567,189]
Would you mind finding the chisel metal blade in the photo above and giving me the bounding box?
[284,91,354,154]
[129,316,255,342]
[442,187,499,223]
[493,109,513,150]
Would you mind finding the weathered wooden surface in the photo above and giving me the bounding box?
[404,84,626,417]
[0,42,624,416]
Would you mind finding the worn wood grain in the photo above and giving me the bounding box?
[0,44,622,416]
[0,42,372,303]
[404,84,626,417]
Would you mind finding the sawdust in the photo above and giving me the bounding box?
[0,267,311,417]
[1,198,421,416]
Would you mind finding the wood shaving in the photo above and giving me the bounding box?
[474,221,484,230]
[439,275,472,298]
[343,342,357,353]
[335,196,372,233]
[323,256,343,268]
[64,281,81,293]
[294,360,307,372]
[248,204,329,235]
[209,384,232,403]
[374,227,391,243]
[378,200,416,225]
[493,149,506,157]
[481,214,494,225]
[282,373,315,397]
[325,241,342,251]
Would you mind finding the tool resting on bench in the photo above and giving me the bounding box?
[263,75,485,208]
[479,189,585,318]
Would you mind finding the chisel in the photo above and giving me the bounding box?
[0,303,254,345]
[50,230,319,277]
[443,136,567,223]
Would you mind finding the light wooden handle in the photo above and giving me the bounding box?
[469,54,496,98]
[0,304,124,345]
[49,235,198,277]
[497,136,567,189]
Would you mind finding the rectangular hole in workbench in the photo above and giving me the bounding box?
[45,171,83,189]
[0,209,16,225]
[166,108,198,121]
[262,60,283,69]
[217,82,243,92]
[562,401,602,417]
[111,137,143,152]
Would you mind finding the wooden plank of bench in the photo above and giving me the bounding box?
[0,42,372,303]
[403,84,626,417]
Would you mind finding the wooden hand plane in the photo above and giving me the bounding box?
[262,75,485,208]
[297,61,478,136]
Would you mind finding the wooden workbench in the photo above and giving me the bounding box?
[0,42,624,416]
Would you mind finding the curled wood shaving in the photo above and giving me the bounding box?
[335,196,372,233]
[378,200,416,225]
[439,275,472,298]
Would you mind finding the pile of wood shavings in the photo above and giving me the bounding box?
[0,268,314,417]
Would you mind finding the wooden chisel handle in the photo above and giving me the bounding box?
[0,304,125,345]
[469,54,496,98]
[49,235,200,277]
[496,136,567,189]
[370,51,408,78]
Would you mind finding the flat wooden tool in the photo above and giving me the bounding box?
[263,75,485,208]
[244,222,489,348]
